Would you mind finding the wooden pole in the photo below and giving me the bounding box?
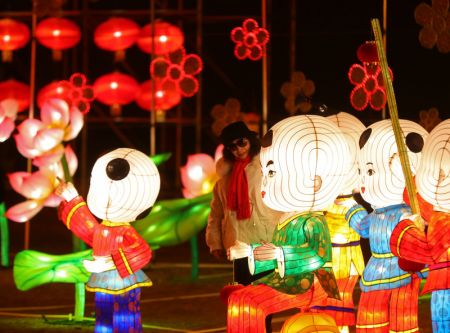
[371,19,422,226]
[261,0,268,134]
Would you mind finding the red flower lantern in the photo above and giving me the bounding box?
[150,48,203,98]
[0,18,30,62]
[231,18,270,61]
[36,17,81,61]
[93,72,139,117]
[348,41,393,111]
[137,21,184,55]
[136,79,181,112]
[94,18,139,62]
[0,79,30,112]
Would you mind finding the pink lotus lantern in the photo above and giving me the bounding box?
[0,99,19,142]
[180,153,219,198]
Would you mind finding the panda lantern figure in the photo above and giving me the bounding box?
[227,115,350,333]
[55,148,160,333]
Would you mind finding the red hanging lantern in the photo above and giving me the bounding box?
[0,79,30,112]
[93,72,139,117]
[0,18,30,62]
[136,79,181,112]
[36,17,81,61]
[94,18,139,62]
[37,81,71,108]
[137,21,184,55]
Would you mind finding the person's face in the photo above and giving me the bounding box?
[227,137,250,160]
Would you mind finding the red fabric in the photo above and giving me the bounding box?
[402,187,433,222]
[227,156,251,220]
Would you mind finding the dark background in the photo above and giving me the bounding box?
[0,0,448,248]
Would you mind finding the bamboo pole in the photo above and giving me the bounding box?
[261,0,268,134]
[371,19,422,228]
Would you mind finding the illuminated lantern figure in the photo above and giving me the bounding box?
[309,112,366,332]
[0,18,30,62]
[390,118,450,333]
[281,312,339,333]
[36,17,81,61]
[227,115,349,333]
[94,18,140,62]
[55,148,160,333]
[0,79,30,112]
[137,21,184,55]
[93,72,139,117]
[346,119,428,333]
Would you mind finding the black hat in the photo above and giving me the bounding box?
[219,121,256,146]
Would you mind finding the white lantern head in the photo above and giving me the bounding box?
[417,119,450,212]
[87,148,160,222]
[327,112,366,195]
[358,119,428,208]
[260,115,350,212]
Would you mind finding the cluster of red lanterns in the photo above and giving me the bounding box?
[348,41,393,111]
[0,15,198,115]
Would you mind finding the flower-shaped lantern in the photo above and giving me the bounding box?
[0,18,30,62]
[230,18,269,61]
[0,79,30,112]
[94,72,139,117]
[180,153,219,198]
[348,41,393,111]
[280,71,316,114]
[94,17,140,62]
[137,21,184,55]
[0,99,19,142]
[419,107,442,132]
[136,79,181,113]
[150,47,203,98]
[36,17,81,61]
[415,0,450,53]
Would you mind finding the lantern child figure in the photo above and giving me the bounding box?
[55,148,160,333]
[227,115,349,333]
[314,112,367,333]
[346,119,427,333]
[390,118,450,333]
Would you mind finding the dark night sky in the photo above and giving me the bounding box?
[0,0,449,197]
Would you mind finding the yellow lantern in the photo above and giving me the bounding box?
[281,312,339,333]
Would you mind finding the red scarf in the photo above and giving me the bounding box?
[227,156,251,220]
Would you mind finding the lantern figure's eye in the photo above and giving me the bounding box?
[268,170,276,178]
[367,168,375,176]
[106,158,130,181]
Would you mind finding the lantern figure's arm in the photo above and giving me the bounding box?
[371,19,422,229]
[346,204,370,238]
[250,215,329,277]
[59,196,97,246]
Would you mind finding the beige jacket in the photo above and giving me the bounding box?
[206,155,282,252]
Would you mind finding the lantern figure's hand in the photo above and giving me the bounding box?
[228,241,251,261]
[83,255,115,273]
[254,242,280,261]
[400,213,426,232]
[55,180,79,202]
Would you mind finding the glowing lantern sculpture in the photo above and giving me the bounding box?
[0,79,30,112]
[136,79,181,112]
[346,119,428,333]
[415,1,450,53]
[0,99,19,142]
[390,118,450,332]
[150,47,203,98]
[137,21,184,55]
[281,313,339,333]
[348,41,393,111]
[94,72,139,117]
[0,18,30,62]
[230,18,270,61]
[94,17,139,62]
[55,148,160,333]
[180,153,218,198]
[36,17,81,61]
[227,115,348,333]
[38,81,71,109]
[308,112,367,330]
